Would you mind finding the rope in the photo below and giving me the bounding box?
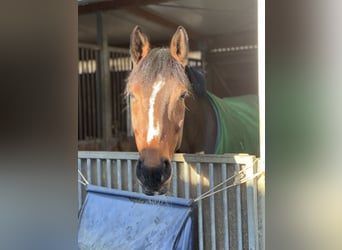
[78,169,89,186]
[194,168,264,202]
[78,180,87,186]
[194,166,248,202]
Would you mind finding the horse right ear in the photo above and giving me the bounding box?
[170,26,189,67]
[130,26,151,65]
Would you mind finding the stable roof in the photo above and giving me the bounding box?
[78,0,257,49]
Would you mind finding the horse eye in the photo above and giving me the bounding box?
[179,92,187,100]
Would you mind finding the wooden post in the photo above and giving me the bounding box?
[97,12,112,150]
[197,41,210,91]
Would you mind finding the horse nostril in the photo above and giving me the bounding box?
[161,159,172,182]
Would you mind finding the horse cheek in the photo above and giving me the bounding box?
[131,104,144,151]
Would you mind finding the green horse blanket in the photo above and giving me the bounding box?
[207,92,259,156]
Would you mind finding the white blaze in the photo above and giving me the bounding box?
[147,79,165,143]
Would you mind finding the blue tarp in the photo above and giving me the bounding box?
[78,185,194,250]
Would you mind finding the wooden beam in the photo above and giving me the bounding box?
[79,0,171,15]
[97,12,112,150]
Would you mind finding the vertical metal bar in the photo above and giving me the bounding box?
[183,162,190,199]
[78,158,82,210]
[118,52,123,134]
[106,159,111,188]
[257,159,265,250]
[86,48,93,137]
[86,158,92,184]
[97,12,112,150]
[111,51,116,137]
[96,159,101,186]
[209,163,216,250]
[127,160,133,192]
[119,52,124,134]
[81,48,88,139]
[222,163,229,250]
[138,184,143,193]
[114,51,120,136]
[172,161,178,197]
[86,48,93,138]
[196,163,204,250]
[95,49,102,139]
[117,52,121,134]
[235,164,243,250]
[120,52,125,122]
[110,51,114,135]
[246,160,258,250]
[198,42,207,73]
[117,53,125,132]
[91,50,97,138]
[117,159,122,189]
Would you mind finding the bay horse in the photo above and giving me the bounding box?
[126,26,259,195]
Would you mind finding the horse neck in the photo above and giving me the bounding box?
[178,93,218,154]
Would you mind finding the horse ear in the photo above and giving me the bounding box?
[170,26,189,67]
[130,26,150,65]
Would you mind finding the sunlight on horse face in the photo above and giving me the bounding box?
[127,26,189,195]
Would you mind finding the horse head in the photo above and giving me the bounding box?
[126,26,190,195]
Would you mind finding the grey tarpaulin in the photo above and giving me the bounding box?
[78,185,194,250]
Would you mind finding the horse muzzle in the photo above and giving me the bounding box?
[136,157,172,196]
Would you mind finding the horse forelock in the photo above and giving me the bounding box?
[127,48,190,92]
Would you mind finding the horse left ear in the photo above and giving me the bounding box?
[170,26,189,67]
[130,26,151,65]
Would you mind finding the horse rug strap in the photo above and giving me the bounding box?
[78,185,194,250]
[207,92,259,156]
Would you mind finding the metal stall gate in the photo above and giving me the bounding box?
[78,45,132,149]
[78,45,101,142]
[108,48,132,139]
[78,151,265,250]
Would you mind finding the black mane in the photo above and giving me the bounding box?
[185,66,207,97]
